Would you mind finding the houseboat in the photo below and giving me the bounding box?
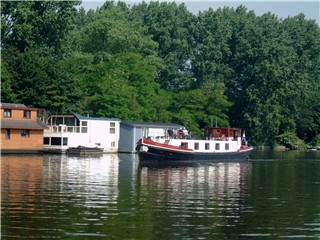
[43,113,121,153]
[136,127,253,161]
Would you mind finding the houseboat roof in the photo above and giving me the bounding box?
[0,102,38,111]
[121,121,184,129]
[1,119,48,130]
[73,113,121,122]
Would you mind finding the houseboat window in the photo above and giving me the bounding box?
[51,137,62,145]
[5,129,10,140]
[4,109,12,118]
[23,110,31,119]
[194,142,199,150]
[53,117,63,125]
[64,117,75,126]
[111,141,116,148]
[63,137,68,146]
[225,143,229,150]
[205,143,210,150]
[67,126,74,132]
[81,121,88,133]
[21,130,30,137]
[44,137,50,145]
[215,143,220,150]
[110,122,116,134]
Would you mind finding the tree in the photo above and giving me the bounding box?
[1,1,81,111]
[282,14,320,141]
[192,7,235,89]
[1,1,80,53]
[170,82,231,137]
[86,53,170,121]
[130,1,196,90]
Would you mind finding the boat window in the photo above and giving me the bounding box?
[63,137,68,146]
[194,142,199,150]
[55,117,63,125]
[110,122,116,134]
[181,142,188,148]
[225,143,229,150]
[44,137,50,145]
[51,137,62,146]
[215,143,220,150]
[81,121,88,133]
[205,143,210,150]
[64,117,75,126]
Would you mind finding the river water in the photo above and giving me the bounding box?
[1,151,320,239]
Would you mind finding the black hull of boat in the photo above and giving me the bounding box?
[138,145,252,162]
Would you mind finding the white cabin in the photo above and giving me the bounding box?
[43,113,121,153]
[153,127,243,153]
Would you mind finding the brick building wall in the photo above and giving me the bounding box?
[0,103,48,152]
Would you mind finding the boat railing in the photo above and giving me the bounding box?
[45,125,87,133]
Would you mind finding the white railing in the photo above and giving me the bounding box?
[45,125,87,133]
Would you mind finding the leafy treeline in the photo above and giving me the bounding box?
[1,1,320,146]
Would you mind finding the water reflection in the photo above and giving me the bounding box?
[1,154,120,239]
[2,152,319,239]
[137,161,252,238]
[46,154,119,208]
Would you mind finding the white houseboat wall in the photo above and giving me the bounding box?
[43,113,121,153]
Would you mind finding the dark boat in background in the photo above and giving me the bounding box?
[67,145,104,156]
[136,127,253,161]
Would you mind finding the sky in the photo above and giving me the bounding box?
[81,0,320,25]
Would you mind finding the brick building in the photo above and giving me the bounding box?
[1,103,48,153]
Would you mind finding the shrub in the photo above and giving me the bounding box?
[310,134,320,147]
[276,132,306,150]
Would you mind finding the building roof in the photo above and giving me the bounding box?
[121,121,184,129]
[0,102,37,110]
[73,113,121,122]
[1,119,48,130]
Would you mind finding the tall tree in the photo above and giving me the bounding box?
[1,1,80,53]
[86,53,170,121]
[130,1,196,90]
[192,7,235,89]
[1,1,81,110]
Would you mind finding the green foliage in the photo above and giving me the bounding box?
[1,2,319,145]
[130,1,196,90]
[310,135,320,147]
[0,54,16,102]
[1,1,80,53]
[169,82,231,137]
[84,53,168,121]
[276,132,306,150]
